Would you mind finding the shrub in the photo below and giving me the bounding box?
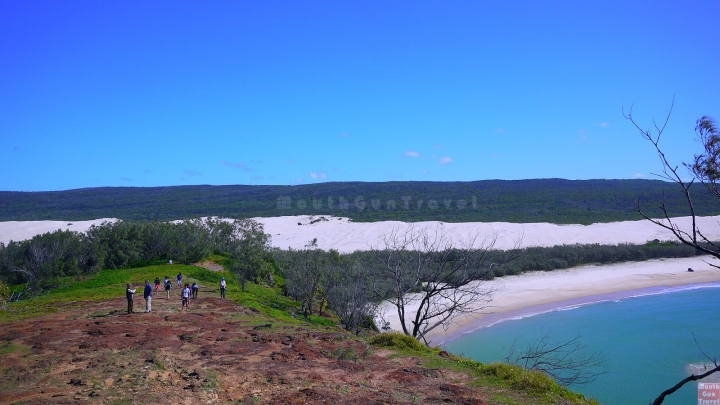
[369,331,426,351]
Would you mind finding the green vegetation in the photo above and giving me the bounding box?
[0,262,598,404]
[1,178,719,224]
[368,332,598,404]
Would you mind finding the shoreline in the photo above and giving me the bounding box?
[381,256,720,346]
[436,281,720,346]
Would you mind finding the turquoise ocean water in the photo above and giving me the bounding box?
[442,283,720,405]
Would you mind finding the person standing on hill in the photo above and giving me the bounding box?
[177,272,183,287]
[143,280,153,313]
[181,283,191,311]
[154,277,161,292]
[191,282,199,299]
[163,276,169,287]
[126,284,136,314]
[164,278,172,299]
[220,277,226,299]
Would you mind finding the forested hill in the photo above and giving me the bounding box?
[1,179,718,224]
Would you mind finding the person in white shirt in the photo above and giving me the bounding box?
[126,284,137,314]
[220,277,227,299]
[181,284,191,311]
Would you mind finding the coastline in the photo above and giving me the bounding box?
[382,256,720,346]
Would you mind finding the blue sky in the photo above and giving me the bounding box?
[1,1,719,191]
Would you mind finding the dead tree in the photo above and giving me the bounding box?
[505,332,607,386]
[625,104,720,403]
[624,102,720,262]
[368,224,519,345]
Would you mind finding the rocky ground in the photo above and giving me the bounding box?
[0,291,489,404]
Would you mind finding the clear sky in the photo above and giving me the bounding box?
[1,1,719,191]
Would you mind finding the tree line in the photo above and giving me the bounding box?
[0,218,269,301]
[3,179,720,224]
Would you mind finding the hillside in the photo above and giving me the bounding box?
[1,179,717,224]
[0,264,598,405]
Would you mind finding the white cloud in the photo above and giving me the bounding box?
[634,173,646,178]
[422,169,428,174]
[310,170,328,179]
[405,151,421,157]
[495,128,505,133]
[599,122,610,128]
[438,156,453,165]
[434,144,442,149]
[184,170,202,177]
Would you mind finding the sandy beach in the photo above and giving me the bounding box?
[389,255,720,345]
[3,215,720,345]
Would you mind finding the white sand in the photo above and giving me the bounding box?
[252,214,720,252]
[4,214,720,251]
[381,256,720,345]
[3,214,720,345]
[0,218,117,244]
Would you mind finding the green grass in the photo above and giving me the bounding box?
[0,263,335,330]
[367,332,599,405]
[0,341,30,356]
[1,262,598,404]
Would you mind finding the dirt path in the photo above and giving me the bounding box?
[0,289,488,404]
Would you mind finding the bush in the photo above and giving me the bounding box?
[369,331,426,351]
[480,362,557,393]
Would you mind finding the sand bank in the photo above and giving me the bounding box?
[381,256,720,346]
[3,214,720,252]
[252,214,720,252]
[0,218,117,244]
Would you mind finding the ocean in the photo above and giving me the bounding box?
[442,283,720,405]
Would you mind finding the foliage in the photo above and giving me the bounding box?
[2,179,720,224]
[0,280,8,309]
[369,331,427,352]
[227,219,272,291]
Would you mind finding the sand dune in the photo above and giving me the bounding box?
[0,218,117,244]
[252,214,720,252]
[3,214,720,252]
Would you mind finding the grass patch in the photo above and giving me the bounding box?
[420,354,600,405]
[0,341,30,356]
[369,332,429,352]
[332,347,359,362]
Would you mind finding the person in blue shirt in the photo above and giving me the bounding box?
[177,272,183,287]
[191,282,199,299]
[143,280,153,313]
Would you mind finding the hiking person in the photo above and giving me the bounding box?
[181,283,191,311]
[163,275,169,287]
[126,284,136,314]
[164,278,172,299]
[177,272,183,287]
[220,277,226,299]
[154,277,161,292]
[191,282,199,299]
[143,280,153,313]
